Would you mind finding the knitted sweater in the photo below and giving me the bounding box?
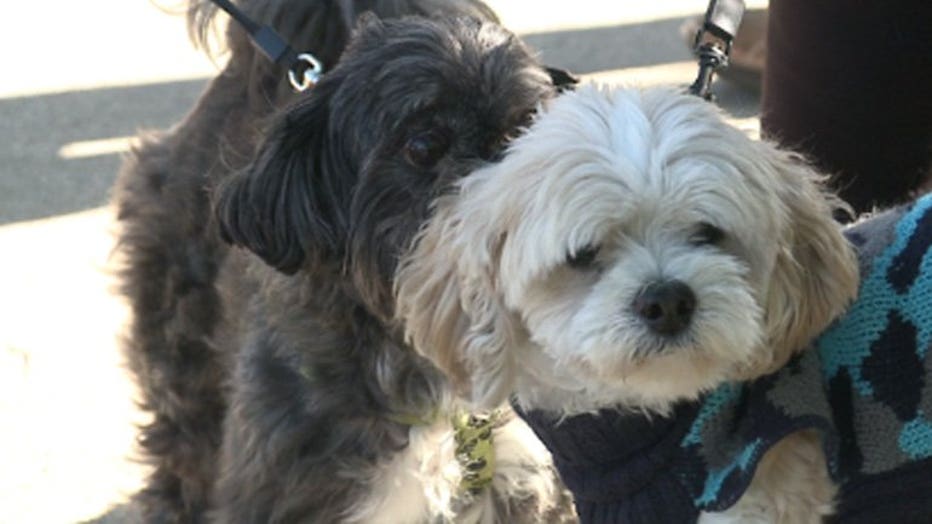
[517,193,932,523]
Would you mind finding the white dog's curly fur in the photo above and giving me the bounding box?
[396,85,860,522]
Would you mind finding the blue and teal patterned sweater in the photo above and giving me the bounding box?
[517,193,932,523]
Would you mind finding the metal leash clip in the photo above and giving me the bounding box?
[288,53,325,92]
[209,0,326,92]
[688,0,746,101]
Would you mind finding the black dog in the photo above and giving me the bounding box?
[115,0,575,521]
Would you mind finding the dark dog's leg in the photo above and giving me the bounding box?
[115,129,230,523]
[210,326,400,523]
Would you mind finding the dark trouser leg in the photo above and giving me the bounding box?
[761,0,932,215]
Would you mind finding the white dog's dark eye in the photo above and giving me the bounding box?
[404,129,451,168]
[690,223,725,246]
[567,244,601,270]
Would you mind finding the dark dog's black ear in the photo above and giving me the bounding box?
[215,90,346,274]
[545,66,579,92]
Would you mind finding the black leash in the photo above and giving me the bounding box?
[208,0,742,98]
[207,0,324,91]
[688,0,746,101]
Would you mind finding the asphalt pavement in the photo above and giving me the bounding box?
[0,1,763,522]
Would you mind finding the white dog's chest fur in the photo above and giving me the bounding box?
[349,421,460,523]
[351,415,562,524]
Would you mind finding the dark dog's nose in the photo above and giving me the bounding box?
[633,280,697,336]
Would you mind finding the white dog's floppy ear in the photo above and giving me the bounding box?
[758,147,859,372]
[395,201,519,409]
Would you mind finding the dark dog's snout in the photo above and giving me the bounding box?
[633,280,697,336]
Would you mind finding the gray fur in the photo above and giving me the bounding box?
[115,1,574,522]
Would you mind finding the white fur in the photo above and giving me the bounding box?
[351,413,567,524]
[397,84,859,522]
[349,420,460,523]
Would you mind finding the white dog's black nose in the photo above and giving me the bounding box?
[633,280,697,336]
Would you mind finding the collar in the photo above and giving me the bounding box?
[386,408,501,496]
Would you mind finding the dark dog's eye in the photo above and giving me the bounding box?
[567,244,601,270]
[404,129,451,168]
[690,223,725,246]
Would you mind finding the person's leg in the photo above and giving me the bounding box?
[761,0,932,215]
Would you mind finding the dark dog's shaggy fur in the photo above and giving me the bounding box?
[115,1,575,522]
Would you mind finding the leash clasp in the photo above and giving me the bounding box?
[688,0,746,101]
[208,0,326,92]
[288,53,325,92]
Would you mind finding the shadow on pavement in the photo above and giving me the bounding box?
[0,16,761,228]
[524,17,694,74]
[0,78,208,225]
[82,502,142,524]
[527,16,761,120]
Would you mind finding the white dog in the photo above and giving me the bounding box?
[396,85,866,522]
